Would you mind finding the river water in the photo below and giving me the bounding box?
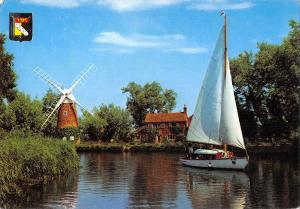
[1,153,299,209]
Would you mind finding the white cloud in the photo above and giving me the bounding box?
[91,47,133,54]
[94,31,206,54]
[95,32,164,47]
[21,0,254,11]
[191,0,254,11]
[21,0,81,8]
[168,47,208,54]
[96,0,184,12]
[21,0,183,10]
[94,32,186,48]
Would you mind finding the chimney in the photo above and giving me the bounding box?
[183,104,187,114]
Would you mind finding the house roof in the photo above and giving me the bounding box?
[144,112,188,123]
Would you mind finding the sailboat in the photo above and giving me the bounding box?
[181,13,249,170]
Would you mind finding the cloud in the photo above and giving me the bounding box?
[91,47,133,54]
[21,0,254,11]
[168,47,208,54]
[21,0,81,8]
[94,32,185,48]
[94,31,206,54]
[21,0,183,10]
[191,0,254,11]
[95,32,162,47]
[96,0,184,12]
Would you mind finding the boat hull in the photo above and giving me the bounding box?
[180,157,248,170]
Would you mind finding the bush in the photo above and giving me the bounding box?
[0,137,79,199]
[139,127,158,143]
[57,127,80,139]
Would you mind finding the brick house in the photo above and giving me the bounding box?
[136,105,191,142]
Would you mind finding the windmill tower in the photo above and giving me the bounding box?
[33,64,96,129]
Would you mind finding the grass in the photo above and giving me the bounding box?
[0,137,79,199]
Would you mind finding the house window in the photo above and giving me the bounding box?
[63,111,68,116]
[176,123,180,127]
[172,122,176,127]
[160,123,165,128]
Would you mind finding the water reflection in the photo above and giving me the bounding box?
[1,170,79,209]
[246,157,300,208]
[127,153,178,208]
[1,153,299,209]
[183,168,250,208]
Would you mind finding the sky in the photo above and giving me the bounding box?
[0,0,299,115]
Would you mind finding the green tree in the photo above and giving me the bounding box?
[0,34,17,104]
[81,104,133,142]
[230,20,300,141]
[138,127,158,143]
[122,82,177,127]
[80,110,107,141]
[41,89,60,137]
[0,92,43,134]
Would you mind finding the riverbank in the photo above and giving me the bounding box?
[246,140,298,156]
[76,142,185,153]
[0,137,79,199]
[76,140,298,156]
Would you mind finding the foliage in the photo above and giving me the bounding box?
[170,126,186,142]
[138,127,158,143]
[170,126,183,135]
[122,82,177,127]
[175,133,186,142]
[0,34,17,103]
[0,137,79,199]
[41,89,60,137]
[80,110,106,141]
[57,127,80,139]
[0,92,43,134]
[80,104,133,142]
[230,20,300,141]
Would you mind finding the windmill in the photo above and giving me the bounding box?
[33,64,96,130]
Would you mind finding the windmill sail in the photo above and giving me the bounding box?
[187,26,246,150]
[33,64,96,130]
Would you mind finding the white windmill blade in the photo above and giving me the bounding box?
[41,96,66,129]
[74,99,92,115]
[33,67,64,94]
[68,63,97,93]
[43,99,60,117]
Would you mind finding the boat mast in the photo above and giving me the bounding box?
[224,12,227,77]
[223,11,228,153]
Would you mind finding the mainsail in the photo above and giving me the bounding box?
[187,25,246,150]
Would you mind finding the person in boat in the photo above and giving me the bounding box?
[187,143,194,159]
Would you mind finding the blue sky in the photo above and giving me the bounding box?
[0,0,298,115]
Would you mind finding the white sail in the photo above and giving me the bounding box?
[187,25,246,150]
[187,26,225,145]
[219,56,245,149]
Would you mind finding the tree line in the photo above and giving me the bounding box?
[0,20,299,143]
[231,20,299,142]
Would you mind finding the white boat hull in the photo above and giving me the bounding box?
[180,157,248,170]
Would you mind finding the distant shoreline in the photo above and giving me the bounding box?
[76,140,298,156]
